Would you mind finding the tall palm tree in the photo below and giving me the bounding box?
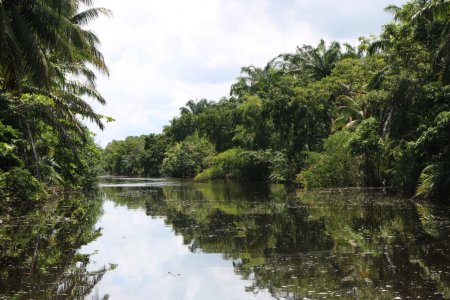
[277,40,343,80]
[180,99,213,115]
[0,0,110,91]
[230,65,265,97]
[1,0,110,129]
[230,64,280,97]
[0,0,110,178]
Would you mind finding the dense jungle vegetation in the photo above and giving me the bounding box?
[103,0,450,201]
[0,0,110,210]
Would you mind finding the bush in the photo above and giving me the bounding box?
[195,148,271,181]
[0,167,47,213]
[297,131,363,188]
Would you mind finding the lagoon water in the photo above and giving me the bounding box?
[1,177,450,299]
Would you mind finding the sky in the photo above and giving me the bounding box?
[86,0,407,147]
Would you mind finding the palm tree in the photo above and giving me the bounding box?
[413,0,450,83]
[0,0,110,179]
[230,64,281,97]
[277,40,343,80]
[1,0,110,130]
[413,0,450,21]
[230,65,265,97]
[0,0,110,91]
[180,99,213,115]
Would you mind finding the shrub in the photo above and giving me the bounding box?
[195,148,271,181]
[297,131,363,188]
[0,167,47,213]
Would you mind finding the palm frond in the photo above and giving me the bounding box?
[10,5,50,87]
[384,5,401,21]
[71,8,112,26]
[413,0,450,22]
[367,40,386,55]
[434,32,450,82]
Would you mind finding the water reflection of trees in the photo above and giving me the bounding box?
[103,181,450,300]
[0,193,111,299]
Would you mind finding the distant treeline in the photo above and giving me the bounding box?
[102,1,450,201]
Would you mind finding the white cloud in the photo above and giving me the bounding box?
[85,0,407,146]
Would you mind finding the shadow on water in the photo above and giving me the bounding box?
[102,179,450,300]
[0,191,112,299]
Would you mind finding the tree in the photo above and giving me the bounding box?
[0,0,110,191]
[102,136,146,176]
[0,0,110,91]
[161,133,215,178]
[232,95,270,150]
[277,40,343,81]
[414,111,450,201]
[412,0,450,83]
[180,99,213,115]
[143,134,171,177]
[348,118,383,186]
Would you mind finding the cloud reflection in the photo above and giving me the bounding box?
[81,201,274,300]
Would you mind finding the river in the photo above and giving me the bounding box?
[1,177,450,299]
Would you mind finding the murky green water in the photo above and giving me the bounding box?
[1,177,450,299]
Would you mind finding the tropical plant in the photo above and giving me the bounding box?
[0,0,110,90]
[0,0,110,203]
[277,39,343,80]
[332,95,369,131]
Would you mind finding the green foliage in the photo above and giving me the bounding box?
[161,133,215,178]
[0,120,21,169]
[297,131,362,188]
[194,148,293,182]
[417,162,450,200]
[102,136,146,176]
[102,0,450,200]
[54,131,103,190]
[414,111,450,200]
[348,118,382,155]
[232,95,269,149]
[0,168,47,212]
[196,99,240,152]
[142,134,171,177]
[348,118,383,186]
[0,0,109,208]
[194,148,244,180]
[164,112,196,142]
[268,151,297,183]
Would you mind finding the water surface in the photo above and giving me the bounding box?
[1,177,450,299]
